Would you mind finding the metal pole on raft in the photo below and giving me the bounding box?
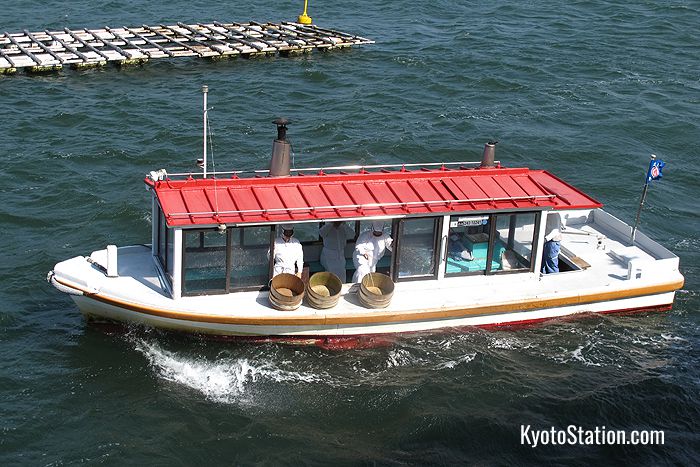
[202,84,209,178]
[630,154,664,244]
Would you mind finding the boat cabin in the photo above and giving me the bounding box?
[145,151,601,300]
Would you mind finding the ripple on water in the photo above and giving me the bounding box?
[1,0,699,464]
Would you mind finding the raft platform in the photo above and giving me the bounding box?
[0,21,373,73]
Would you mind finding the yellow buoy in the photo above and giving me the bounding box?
[298,0,312,24]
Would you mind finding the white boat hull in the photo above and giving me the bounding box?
[49,208,684,341]
[69,290,677,338]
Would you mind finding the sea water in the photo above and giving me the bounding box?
[1,0,698,464]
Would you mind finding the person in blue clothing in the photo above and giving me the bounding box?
[542,212,563,273]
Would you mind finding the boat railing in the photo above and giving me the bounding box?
[163,160,500,179]
[165,193,554,220]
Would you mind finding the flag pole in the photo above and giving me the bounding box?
[202,84,208,179]
[630,154,656,244]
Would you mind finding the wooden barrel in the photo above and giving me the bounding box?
[269,273,305,311]
[306,272,342,309]
[358,273,394,309]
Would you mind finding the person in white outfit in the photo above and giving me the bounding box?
[352,221,393,283]
[269,227,304,277]
[319,221,355,282]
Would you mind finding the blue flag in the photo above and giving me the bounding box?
[646,158,665,182]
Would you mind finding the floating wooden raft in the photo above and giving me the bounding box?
[0,21,373,73]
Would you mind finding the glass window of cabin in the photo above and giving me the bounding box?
[230,226,273,289]
[492,212,537,272]
[445,215,492,275]
[243,225,271,246]
[278,223,319,244]
[321,220,358,242]
[395,217,439,280]
[157,206,167,267]
[165,225,174,280]
[182,230,228,295]
[155,205,174,283]
[349,221,361,240]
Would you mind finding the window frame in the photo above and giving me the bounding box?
[444,214,494,278]
[443,211,542,277]
[488,211,542,275]
[175,211,544,297]
[229,225,276,292]
[155,203,173,284]
[392,216,442,283]
[180,228,230,297]
[180,225,276,296]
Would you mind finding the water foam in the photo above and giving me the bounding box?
[386,348,415,368]
[434,353,476,369]
[134,339,323,403]
[135,340,254,402]
[132,333,487,403]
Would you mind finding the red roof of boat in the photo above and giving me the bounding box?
[148,166,602,227]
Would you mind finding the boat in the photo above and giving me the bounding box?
[47,106,684,342]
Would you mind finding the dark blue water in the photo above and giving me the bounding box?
[1,1,698,464]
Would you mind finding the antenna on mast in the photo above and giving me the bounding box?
[202,85,209,178]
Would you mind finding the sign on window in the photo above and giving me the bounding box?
[450,216,489,228]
